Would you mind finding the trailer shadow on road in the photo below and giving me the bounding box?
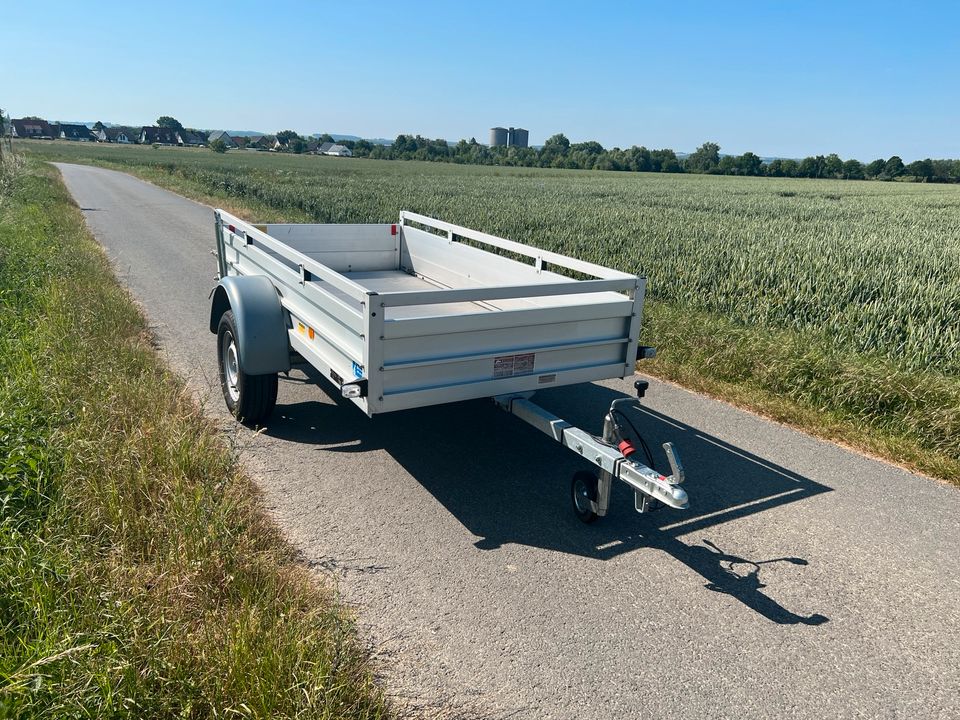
[264,374,831,625]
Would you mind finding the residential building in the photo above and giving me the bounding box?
[207,130,237,148]
[323,143,353,157]
[237,135,267,150]
[241,135,272,150]
[177,130,207,146]
[140,126,179,145]
[96,126,138,143]
[59,123,94,141]
[11,118,54,139]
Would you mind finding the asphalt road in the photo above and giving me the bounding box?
[56,162,960,719]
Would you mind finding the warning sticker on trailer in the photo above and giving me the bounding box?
[494,353,536,378]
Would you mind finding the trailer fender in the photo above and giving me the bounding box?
[209,276,291,375]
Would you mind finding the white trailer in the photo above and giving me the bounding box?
[210,210,688,522]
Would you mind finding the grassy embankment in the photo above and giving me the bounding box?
[0,155,392,716]
[20,141,960,486]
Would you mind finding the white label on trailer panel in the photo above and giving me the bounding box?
[513,353,535,374]
[494,355,515,378]
[493,353,536,378]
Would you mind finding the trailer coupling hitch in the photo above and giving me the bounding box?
[604,397,688,513]
[494,390,690,522]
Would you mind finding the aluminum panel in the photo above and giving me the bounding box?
[381,343,628,395]
[377,363,628,412]
[382,316,630,365]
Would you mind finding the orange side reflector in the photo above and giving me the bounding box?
[297,322,305,334]
[308,327,315,339]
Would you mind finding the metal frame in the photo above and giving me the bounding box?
[495,394,688,513]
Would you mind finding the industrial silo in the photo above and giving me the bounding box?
[490,127,508,146]
[509,127,529,148]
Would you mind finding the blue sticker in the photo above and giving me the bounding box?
[352,361,364,379]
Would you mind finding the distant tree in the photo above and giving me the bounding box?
[651,148,682,172]
[718,155,737,174]
[798,156,826,178]
[766,158,786,177]
[779,159,800,177]
[289,137,308,154]
[570,140,605,155]
[624,146,652,172]
[884,155,905,178]
[736,151,763,176]
[353,139,374,156]
[92,120,105,131]
[824,153,844,178]
[930,159,960,182]
[842,159,865,179]
[156,116,183,130]
[864,158,886,178]
[209,138,228,153]
[318,133,334,143]
[685,141,721,173]
[392,134,414,154]
[542,133,571,154]
[593,156,613,171]
[276,129,299,143]
[906,158,934,181]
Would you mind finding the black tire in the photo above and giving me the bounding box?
[571,471,599,523]
[217,310,278,426]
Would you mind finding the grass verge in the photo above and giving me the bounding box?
[18,144,960,487]
[644,303,960,483]
[0,156,393,717]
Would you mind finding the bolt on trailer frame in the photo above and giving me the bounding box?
[210,209,689,521]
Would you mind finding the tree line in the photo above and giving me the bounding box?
[331,134,960,182]
[28,108,953,182]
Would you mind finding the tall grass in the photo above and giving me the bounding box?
[0,156,393,718]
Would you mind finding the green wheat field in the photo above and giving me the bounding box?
[18,141,960,479]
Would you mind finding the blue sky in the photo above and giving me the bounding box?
[4,0,958,160]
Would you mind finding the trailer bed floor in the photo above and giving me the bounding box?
[339,270,498,319]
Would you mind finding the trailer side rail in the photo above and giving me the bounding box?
[375,277,638,308]
[217,210,370,301]
[400,211,636,281]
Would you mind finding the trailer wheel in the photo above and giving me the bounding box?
[571,471,599,523]
[217,310,278,426]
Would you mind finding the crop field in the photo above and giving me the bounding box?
[19,141,960,479]
[23,140,960,374]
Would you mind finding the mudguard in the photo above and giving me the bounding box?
[209,275,291,375]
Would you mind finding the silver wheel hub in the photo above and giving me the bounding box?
[222,331,240,402]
